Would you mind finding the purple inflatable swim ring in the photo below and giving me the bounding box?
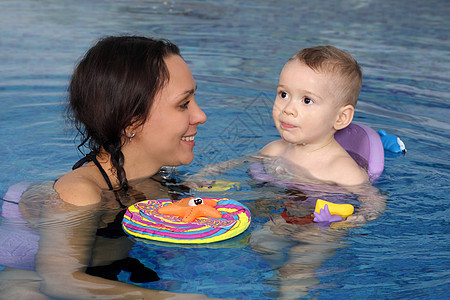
[250,123,384,184]
[0,182,38,270]
[335,123,384,182]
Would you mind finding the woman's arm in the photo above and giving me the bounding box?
[32,187,208,299]
[183,153,256,188]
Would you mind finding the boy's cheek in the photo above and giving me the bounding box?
[272,112,280,125]
[272,105,281,118]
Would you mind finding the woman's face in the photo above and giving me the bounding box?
[131,55,207,171]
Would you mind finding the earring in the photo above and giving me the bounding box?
[129,133,135,142]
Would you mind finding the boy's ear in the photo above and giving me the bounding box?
[334,104,354,130]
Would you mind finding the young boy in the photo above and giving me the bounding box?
[260,45,368,186]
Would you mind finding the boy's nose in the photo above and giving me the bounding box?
[282,100,297,117]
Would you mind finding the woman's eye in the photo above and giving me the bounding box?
[303,97,313,104]
[180,101,190,109]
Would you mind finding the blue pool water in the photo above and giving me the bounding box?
[1,0,449,299]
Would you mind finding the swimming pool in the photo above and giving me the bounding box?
[1,0,449,298]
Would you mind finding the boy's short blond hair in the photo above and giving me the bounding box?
[290,45,362,107]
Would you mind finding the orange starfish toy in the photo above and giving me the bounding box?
[157,197,223,222]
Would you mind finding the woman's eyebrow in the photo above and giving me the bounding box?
[177,85,197,99]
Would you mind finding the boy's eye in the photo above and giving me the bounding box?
[303,97,313,104]
[280,91,288,99]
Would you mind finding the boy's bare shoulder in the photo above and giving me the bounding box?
[54,168,103,206]
[260,139,288,156]
[328,154,369,186]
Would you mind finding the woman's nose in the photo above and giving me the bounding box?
[190,100,207,125]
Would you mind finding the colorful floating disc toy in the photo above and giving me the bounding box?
[122,197,251,244]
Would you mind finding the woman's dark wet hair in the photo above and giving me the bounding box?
[68,36,180,191]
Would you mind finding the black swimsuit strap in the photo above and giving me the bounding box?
[72,152,114,190]
[72,152,127,209]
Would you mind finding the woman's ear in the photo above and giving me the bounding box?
[334,104,354,130]
[123,122,141,143]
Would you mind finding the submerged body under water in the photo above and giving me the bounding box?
[0,176,191,299]
[1,154,386,299]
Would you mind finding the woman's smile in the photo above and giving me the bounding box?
[181,134,196,145]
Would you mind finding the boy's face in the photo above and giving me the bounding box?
[273,60,344,146]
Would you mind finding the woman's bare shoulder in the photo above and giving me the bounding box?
[54,169,103,206]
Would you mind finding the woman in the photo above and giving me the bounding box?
[56,35,206,206]
[1,36,209,299]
